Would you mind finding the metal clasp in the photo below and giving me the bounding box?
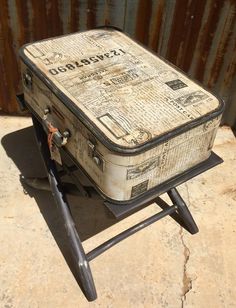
[43,110,70,148]
[87,140,104,171]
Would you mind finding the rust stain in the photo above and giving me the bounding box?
[14,0,31,100]
[223,43,236,88]
[135,0,152,45]
[70,0,80,32]
[87,0,97,29]
[0,0,19,113]
[166,0,189,65]
[149,0,164,51]
[15,0,30,45]
[194,0,224,82]
[103,0,110,26]
[31,0,48,40]
[46,0,63,38]
[181,0,206,72]
[0,15,8,111]
[166,0,206,71]
[208,4,236,88]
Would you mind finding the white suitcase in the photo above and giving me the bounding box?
[19,28,224,202]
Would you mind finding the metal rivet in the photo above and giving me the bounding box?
[93,156,101,165]
[44,108,50,115]
[63,130,70,138]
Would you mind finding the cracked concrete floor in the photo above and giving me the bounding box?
[0,115,236,308]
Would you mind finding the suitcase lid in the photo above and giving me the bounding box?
[19,28,224,154]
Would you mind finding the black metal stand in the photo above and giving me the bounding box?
[30,113,222,301]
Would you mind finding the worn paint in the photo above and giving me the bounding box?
[0,0,235,127]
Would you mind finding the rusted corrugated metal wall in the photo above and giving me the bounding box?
[0,0,235,126]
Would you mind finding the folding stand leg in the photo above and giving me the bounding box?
[31,115,97,301]
[167,188,199,234]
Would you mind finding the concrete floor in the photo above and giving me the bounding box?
[0,115,236,308]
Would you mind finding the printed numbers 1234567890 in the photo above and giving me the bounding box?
[48,49,126,75]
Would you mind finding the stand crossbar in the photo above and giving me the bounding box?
[87,205,177,261]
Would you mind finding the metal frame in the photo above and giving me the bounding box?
[29,113,223,301]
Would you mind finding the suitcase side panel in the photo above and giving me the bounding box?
[101,119,220,200]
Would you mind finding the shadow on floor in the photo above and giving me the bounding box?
[1,125,118,284]
[1,123,197,299]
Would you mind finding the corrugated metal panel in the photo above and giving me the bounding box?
[0,0,235,127]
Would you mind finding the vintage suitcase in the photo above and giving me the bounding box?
[19,28,224,202]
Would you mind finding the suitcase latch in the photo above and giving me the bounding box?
[87,140,104,171]
[43,109,70,148]
[47,123,70,148]
[45,121,70,165]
